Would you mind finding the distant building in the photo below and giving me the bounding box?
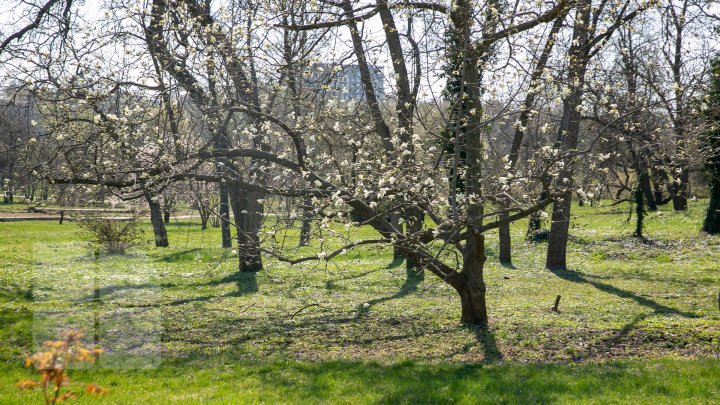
[305,63,384,101]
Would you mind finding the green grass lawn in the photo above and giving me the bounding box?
[1,199,719,403]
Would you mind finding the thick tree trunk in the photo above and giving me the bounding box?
[703,172,720,234]
[229,185,263,272]
[145,193,169,247]
[460,234,488,325]
[405,206,424,279]
[218,184,232,248]
[546,192,572,270]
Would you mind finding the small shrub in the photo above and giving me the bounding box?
[527,228,550,243]
[16,330,108,404]
[74,214,143,254]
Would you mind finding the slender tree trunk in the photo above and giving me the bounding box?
[391,212,404,261]
[639,169,657,211]
[652,173,665,204]
[498,15,564,265]
[627,146,657,211]
[145,193,169,247]
[405,206,423,278]
[546,1,591,271]
[219,184,232,248]
[672,165,689,211]
[298,197,312,247]
[498,213,511,264]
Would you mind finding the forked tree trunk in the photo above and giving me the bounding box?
[145,193,169,247]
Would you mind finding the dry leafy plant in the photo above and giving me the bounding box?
[16,330,108,404]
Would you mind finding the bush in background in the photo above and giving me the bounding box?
[74,214,143,254]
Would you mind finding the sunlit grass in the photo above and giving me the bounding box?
[1,199,719,402]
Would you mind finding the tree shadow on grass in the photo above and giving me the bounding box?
[549,268,697,318]
[198,271,258,294]
[159,248,206,263]
[473,326,504,363]
[116,271,258,308]
[386,257,404,269]
[500,262,517,270]
[355,272,423,320]
[240,359,637,403]
[579,313,649,360]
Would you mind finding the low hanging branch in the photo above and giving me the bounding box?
[262,238,390,265]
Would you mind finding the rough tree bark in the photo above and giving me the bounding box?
[145,192,169,247]
[229,183,263,272]
[546,1,592,270]
[218,182,232,248]
[703,57,720,234]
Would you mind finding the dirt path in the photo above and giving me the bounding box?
[0,210,196,222]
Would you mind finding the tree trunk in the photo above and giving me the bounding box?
[545,1,591,271]
[498,213,511,264]
[390,212,404,261]
[298,197,312,247]
[546,192,572,270]
[500,15,564,264]
[405,206,424,278]
[639,170,657,211]
[459,234,488,325]
[145,193,169,247]
[672,166,689,211]
[229,185,263,273]
[652,174,665,204]
[163,208,171,224]
[704,172,720,234]
[219,184,232,248]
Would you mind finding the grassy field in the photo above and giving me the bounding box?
[1,199,719,403]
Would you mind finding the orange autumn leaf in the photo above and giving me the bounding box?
[15,380,38,390]
[85,383,109,396]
